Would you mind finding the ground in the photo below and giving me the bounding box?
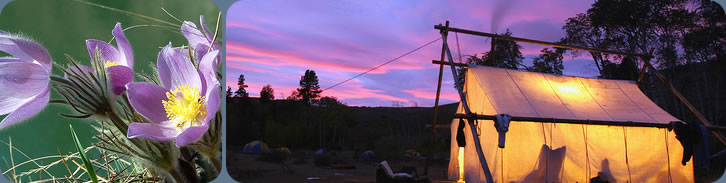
[226,147,454,183]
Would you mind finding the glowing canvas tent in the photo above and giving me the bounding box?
[423,22,726,183]
[446,65,692,182]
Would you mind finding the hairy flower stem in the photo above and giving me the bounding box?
[167,158,200,183]
[106,111,129,135]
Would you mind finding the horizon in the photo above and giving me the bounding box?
[226,0,602,107]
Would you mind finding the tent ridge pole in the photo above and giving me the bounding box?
[434,25,650,58]
[452,113,726,131]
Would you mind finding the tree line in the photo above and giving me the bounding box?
[470,0,724,80]
[226,69,342,106]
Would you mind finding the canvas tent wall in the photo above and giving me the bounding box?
[448,65,693,182]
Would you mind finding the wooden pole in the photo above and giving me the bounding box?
[454,114,670,128]
[424,21,449,176]
[637,49,655,84]
[434,25,651,58]
[640,55,726,145]
[441,24,495,183]
[433,60,469,67]
[452,114,726,131]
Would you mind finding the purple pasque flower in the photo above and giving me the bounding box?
[181,16,220,69]
[126,43,219,146]
[85,23,134,96]
[0,31,52,128]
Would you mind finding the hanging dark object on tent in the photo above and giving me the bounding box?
[456,119,466,147]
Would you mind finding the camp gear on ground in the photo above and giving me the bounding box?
[376,161,429,183]
[242,140,270,155]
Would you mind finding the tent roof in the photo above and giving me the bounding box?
[465,65,679,124]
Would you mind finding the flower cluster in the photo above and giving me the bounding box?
[126,42,220,146]
[0,15,222,182]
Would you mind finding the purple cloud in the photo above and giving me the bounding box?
[227,0,595,106]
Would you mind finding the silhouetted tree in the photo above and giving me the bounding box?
[562,0,701,75]
[235,74,249,98]
[296,70,322,104]
[682,1,726,63]
[467,29,524,69]
[561,13,612,73]
[226,86,232,98]
[314,96,344,107]
[286,90,300,100]
[531,48,565,75]
[600,56,640,80]
[260,84,275,102]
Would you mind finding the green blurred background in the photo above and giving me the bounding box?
[0,0,219,181]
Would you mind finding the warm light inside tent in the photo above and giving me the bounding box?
[555,85,580,95]
[458,147,465,183]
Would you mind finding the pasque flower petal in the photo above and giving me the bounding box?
[0,57,24,63]
[198,50,219,93]
[0,62,49,99]
[204,83,220,123]
[112,23,133,69]
[195,44,210,63]
[8,38,51,71]
[0,97,29,115]
[127,121,179,141]
[0,87,49,128]
[199,15,214,42]
[157,44,202,90]
[175,124,208,146]
[106,65,133,95]
[86,39,122,67]
[156,49,172,89]
[181,21,208,48]
[0,34,51,71]
[126,82,169,122]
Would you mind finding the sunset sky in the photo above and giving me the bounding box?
[225,0,599,107]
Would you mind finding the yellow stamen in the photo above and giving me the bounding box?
[104,60,119,68]
[162,84,207,129]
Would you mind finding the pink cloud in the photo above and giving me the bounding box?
[226,62,278,74]
[403,88,460,101]
[226,42,426,74]
[225,0,597,106]
[324,83,410,103]
[227,21,269,34]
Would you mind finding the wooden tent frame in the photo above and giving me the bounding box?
[424,21,726,180]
